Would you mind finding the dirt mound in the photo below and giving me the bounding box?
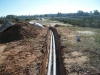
[54,24,61,27]
[0,27,48,75]
[0,22,40,43]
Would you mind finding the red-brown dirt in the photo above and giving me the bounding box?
[0,22,48,75]
[0,22,40,43]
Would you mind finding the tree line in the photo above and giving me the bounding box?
[51,10,100,28]
[0,10,100,28]
[52,15,100,28]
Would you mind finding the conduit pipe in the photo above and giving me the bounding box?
[47,30,56,75]
[47,30,53,75]
[52,33,56,75]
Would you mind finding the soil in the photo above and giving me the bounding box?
[0,22,48,75]
[0,21,100,75]
[0,45,7,64]
[0,22,40,43]
[56,27,100,75]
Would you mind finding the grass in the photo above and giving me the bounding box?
[63,26,100,71]
[65,42,72,47]
[74,27,100,70]
[27,37,36,44]
[59,22,100,72]
[94,34,100,44]
[60,26,100,49]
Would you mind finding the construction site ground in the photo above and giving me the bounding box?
[56,26,100,75]
[0,19,100,75]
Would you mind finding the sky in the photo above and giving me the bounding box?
[0,0,100,17]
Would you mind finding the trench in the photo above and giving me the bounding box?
[49,27,67,75]
[39,27,67,75]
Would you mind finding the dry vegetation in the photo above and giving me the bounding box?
[56,26,100,75]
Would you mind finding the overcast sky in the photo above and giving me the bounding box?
[0,0,100,17]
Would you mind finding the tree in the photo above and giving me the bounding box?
[77,10,84,16]
[6,15,15,19]
[93,10,99,15]
[44,14,48,17]
[57,12,62,17]
[15,18,19,22]
[0,19,4,24]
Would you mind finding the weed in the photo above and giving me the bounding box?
[65,42,72,47]
[94,34,100,44]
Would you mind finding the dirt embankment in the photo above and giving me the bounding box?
[39,29,50,75]
[0,22,48,75]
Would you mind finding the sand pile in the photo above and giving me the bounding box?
[0,22,40,43]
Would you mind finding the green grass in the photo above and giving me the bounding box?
[65,42,72,47]
[94,34,100,44]
[62,26,100,71]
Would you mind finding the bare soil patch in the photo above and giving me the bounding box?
[0,45,7,64]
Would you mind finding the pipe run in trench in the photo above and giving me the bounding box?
[47,30,56,75]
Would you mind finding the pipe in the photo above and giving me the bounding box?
[47,30,56,75]
[47,30,53,75]
[52,33,56,75]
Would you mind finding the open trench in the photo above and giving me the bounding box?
[40,27,67,75]
[49,27,67,75]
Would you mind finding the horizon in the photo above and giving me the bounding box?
[0,0,100,17]
[0,10,98,17]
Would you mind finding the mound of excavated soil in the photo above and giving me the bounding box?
[0,22,40,43]
[0,27,48,75]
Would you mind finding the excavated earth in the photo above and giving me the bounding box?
[0,22,40,43]
[0,22,49,75]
